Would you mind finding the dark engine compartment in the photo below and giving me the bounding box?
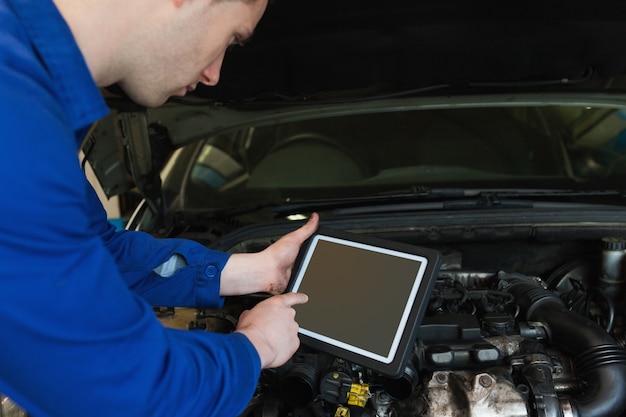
[161,218,626,417]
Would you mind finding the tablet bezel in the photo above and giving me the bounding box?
[287,227,441,378]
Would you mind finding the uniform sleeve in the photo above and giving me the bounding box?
[85,184,231,309]
[0,22,260,417]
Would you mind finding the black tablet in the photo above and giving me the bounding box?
[287,227,441,378]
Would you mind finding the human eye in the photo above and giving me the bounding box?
[227,35,247,52]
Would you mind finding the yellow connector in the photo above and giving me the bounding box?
[334,406,350,417]
[346,383,370,408]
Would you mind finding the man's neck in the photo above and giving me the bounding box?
[51,0,140,87]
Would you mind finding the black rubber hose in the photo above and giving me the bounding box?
[506,280,626,417]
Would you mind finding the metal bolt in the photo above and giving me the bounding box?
[479,375,492,388]
[435,372,448,384]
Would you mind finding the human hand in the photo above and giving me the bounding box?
[235,292,308,368]
[220,213,319,296]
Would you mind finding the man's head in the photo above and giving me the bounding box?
[119,0,268,107]
[55,0,268,107]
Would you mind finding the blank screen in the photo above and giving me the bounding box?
[291,236,427,362]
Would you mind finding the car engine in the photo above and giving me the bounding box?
[175,226,626,417]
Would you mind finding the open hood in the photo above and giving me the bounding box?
[87,0,626,201]
[201,0,626,102]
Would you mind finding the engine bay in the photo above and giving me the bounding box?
[157,223,626,417]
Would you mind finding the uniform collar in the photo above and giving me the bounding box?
[5,0,109,135]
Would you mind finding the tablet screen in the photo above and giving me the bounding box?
[289,228,441,377]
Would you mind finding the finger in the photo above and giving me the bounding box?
[288,213,319,242]
[280,292,309,307]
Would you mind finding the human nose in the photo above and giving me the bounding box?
[200,52,225,87]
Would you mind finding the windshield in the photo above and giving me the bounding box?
[177,105,626,209]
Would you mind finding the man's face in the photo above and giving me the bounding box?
[118,0,268,107]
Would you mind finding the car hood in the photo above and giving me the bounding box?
[202,0,626,102]
[88,0,626,199]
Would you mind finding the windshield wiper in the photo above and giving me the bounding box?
[271,188,625,217]
[267,188,516,216]
[176,188,626,221]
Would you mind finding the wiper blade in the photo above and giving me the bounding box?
[175,188,626,221]
[266,188,503,216]
[273,188,626,216]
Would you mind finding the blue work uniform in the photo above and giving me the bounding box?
[0,1,261,416]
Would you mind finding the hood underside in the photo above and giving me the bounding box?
[194,0,626,102]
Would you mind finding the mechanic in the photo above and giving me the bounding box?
[0,0,318,416]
